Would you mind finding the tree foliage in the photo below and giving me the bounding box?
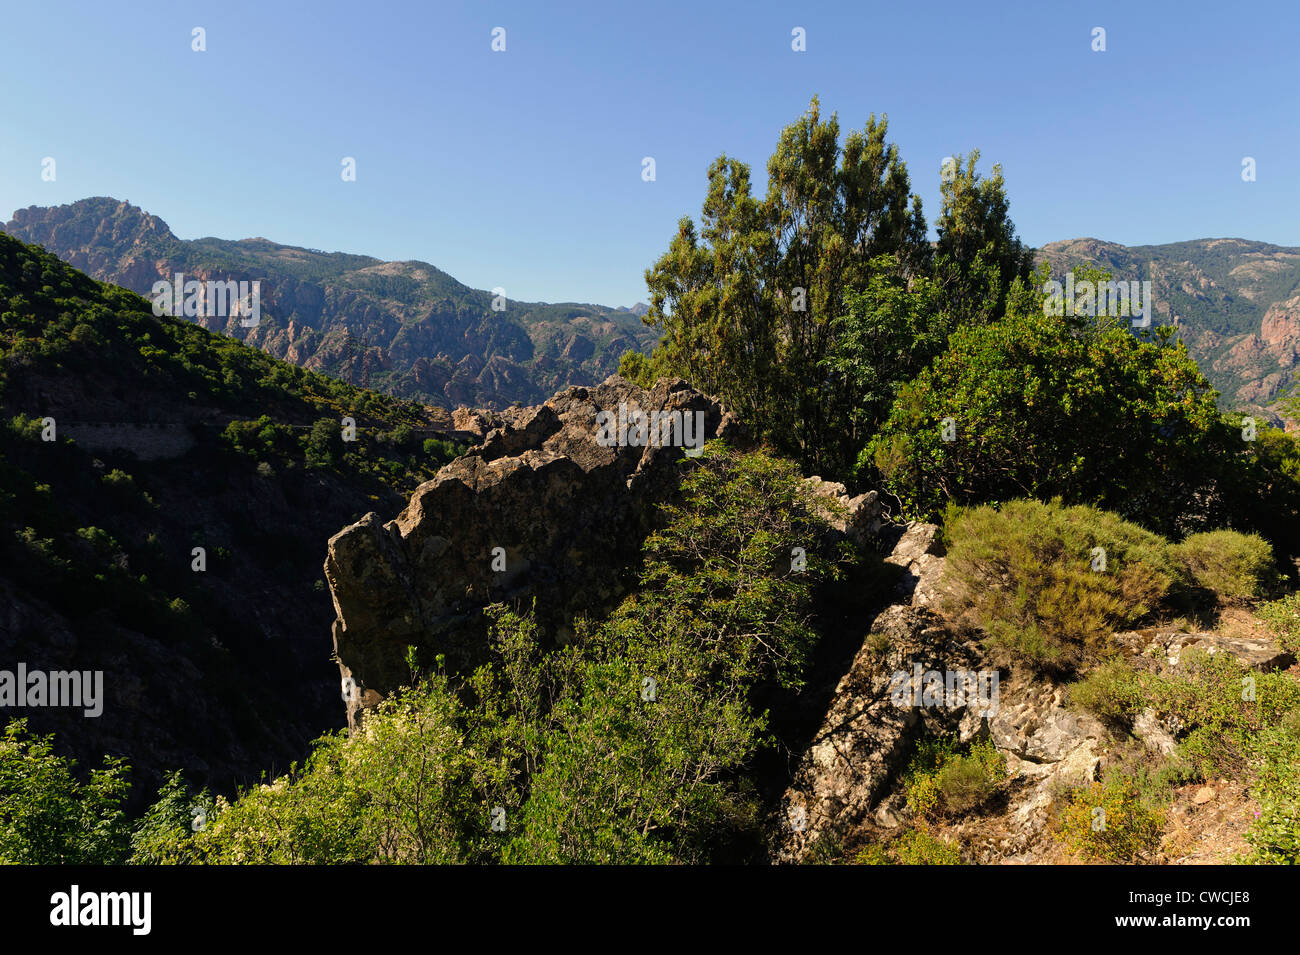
[867,268,1224,534]
[640,98,1030,481]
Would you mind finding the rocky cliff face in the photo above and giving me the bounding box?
[325,375,754,724]
[1220,295,1300,407]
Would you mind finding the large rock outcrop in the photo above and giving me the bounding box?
[325,375,750,724]
[774,603,987,861]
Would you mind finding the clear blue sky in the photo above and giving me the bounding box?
[2,0,1296,307]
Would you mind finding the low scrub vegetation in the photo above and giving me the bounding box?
[1068,650,1300,862]
[941,499,1276,674]
[1260,593,1300,656]
[904,735,1006,818]
[1058,774,1166,863]
[1170,530,1276,603]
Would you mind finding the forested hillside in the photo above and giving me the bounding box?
[0,229,464,811]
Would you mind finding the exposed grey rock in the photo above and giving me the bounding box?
[1113,628,1296,672]
[883,521,946,608]
[325,375,748,726]
[1134,707,1178,756]
[803,478,882,548]
[775,605,982,862]
[989,682,1106,765]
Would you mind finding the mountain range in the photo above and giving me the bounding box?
[2,198,656,410]
[1038,238,1300,424]
[7,199,1299,426]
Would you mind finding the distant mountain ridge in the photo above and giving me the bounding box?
[3,198,658,409]
[10,201,1296,423]
[1037,237,1300,424]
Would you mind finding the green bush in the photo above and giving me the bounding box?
[102,468,136,490]
[1260,593,1300,656]
[6,413,45,441]
[0,720,131,864]
[129,772,214,865]
[852,829,962,865]
[1246,796,1300,864]
[1243,714,1300,863]
[177,674,503,864]
[1171,530,1275,602]
[1069,657,1147,726]
[1069,648,1300,864]
[304,417,342,467]
[892,829,963,864]
[1059,776,1165,863]
[941,499,1178,672]
[905,736,1006,818]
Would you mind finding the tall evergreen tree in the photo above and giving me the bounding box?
[934,150,1034,325]
[643,98,927,476]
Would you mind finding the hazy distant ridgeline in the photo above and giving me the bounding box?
[3,197,657,410]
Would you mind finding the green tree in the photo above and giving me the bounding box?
[129,771,214,864]
[866,268,1223,534]
[934,150,1035,326]
[507,443,846,862]
[643,98,929,477]
[821,255,953,457]
[305,416,342,467]
[0,720,131,864]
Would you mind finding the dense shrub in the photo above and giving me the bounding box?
[1059,776,1165,863]
[941,499,1178,673]
[1068,658,1147,727]
[1243,712,1300,864]
[0,720,131,864]
[1171,530,1276,602]
[856,828,963,865]
[186,673,503,864]
[904,736,1005,818]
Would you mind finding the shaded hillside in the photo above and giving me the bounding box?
[1038,238,1300,422]
[3,198,657,409]
[0,229,466,810]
